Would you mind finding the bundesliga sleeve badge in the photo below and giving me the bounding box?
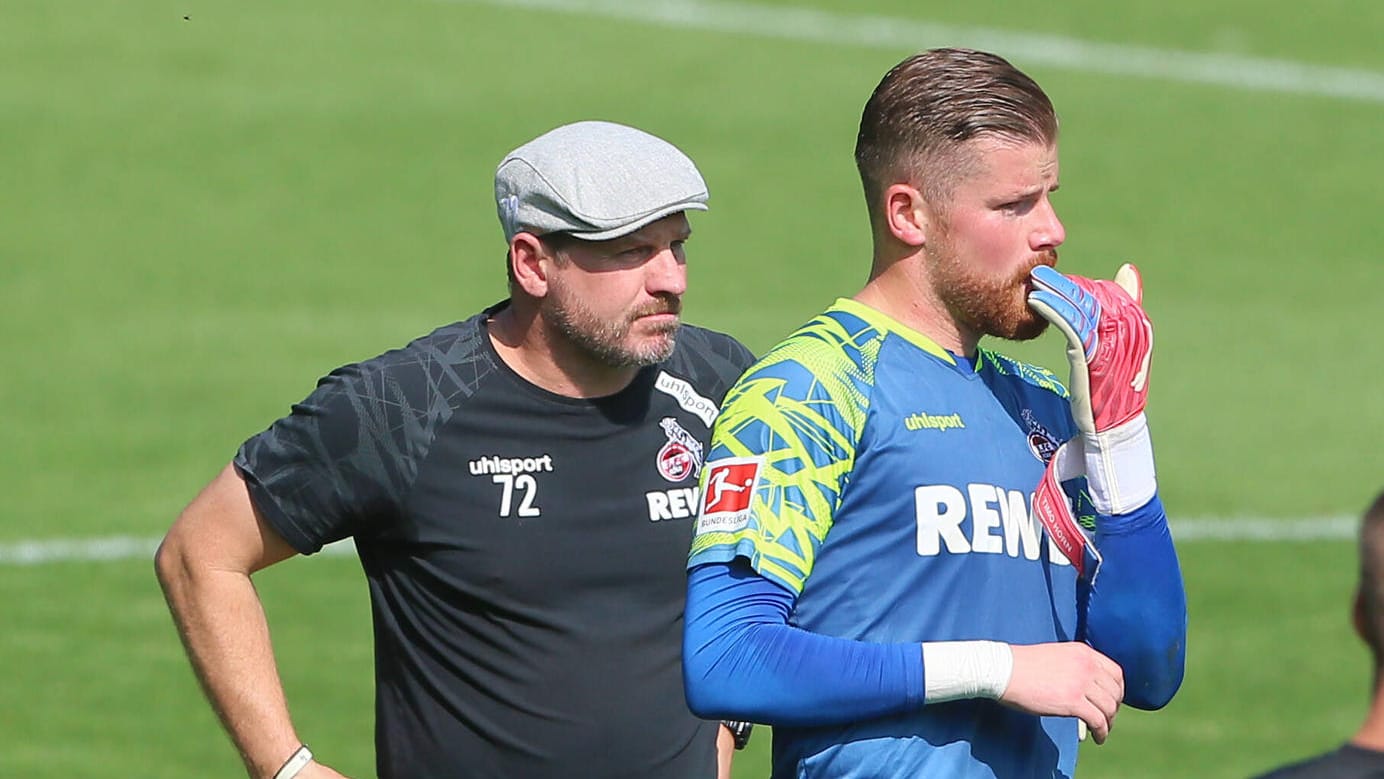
[695,457,762,534]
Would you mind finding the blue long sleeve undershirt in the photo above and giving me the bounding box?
[683,495,1186,725]
[1082,494,1187,709]
[682,560,925,726]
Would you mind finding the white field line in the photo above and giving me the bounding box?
[434,0,1384,104]
[0,519,1355,566]
[1172,515,1355,541]
[0,536,357,567]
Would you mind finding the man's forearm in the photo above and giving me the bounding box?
[156,543,304,778]
[1084,495,1187,709]
[715,724,735,779]
[683,561,924,726]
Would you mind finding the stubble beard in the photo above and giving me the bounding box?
[932,231,1057,343]
[544,285,682,368]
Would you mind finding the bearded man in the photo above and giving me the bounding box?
[681,48,1187,779]
[156,121,755,779]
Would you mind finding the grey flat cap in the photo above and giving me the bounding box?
[495,120,709,242]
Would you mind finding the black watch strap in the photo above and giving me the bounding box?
[722,720,753,750]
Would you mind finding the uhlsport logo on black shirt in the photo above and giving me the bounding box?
[468,454,554,518]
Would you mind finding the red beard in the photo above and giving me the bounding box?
[934,246,1058,342]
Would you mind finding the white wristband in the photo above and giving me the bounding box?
[272,745,313,779]
[921,641,1013,703]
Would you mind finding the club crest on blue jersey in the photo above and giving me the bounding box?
[1022,408,1062,463]
[656,417,704,482]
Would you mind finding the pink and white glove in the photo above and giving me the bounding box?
[1029,263,1157,518]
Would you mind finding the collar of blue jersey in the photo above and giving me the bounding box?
[831,297,976,370]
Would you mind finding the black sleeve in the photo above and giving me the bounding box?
[676,325,756,391]
[707,328,755,374]
[233,361,415,553]
[234,325,486,553]
[717,332,756,374]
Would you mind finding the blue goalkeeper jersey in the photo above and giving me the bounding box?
[688,298,1091,778]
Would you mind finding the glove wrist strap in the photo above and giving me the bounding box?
[1085,413,1157,515]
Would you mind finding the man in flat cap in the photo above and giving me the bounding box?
[156,121,754,779]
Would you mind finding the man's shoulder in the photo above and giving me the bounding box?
[370,312,490,372]
[740,305,884,387]
[978,347,1069,399]
[666,324,755,385]
[1253,744,1384,779]
[314,310,498,408]
[711,306,888,432]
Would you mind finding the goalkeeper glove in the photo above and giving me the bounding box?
[1028,263,1157,517]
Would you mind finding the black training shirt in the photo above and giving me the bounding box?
[235,302,754,778]
[1253,744,1384,779]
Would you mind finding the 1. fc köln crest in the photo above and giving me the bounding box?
[1022,408,1062,463]
[656,417,704,482]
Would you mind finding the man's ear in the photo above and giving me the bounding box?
[881,183,931,248]
[509,233,552,298]
[1355,586,1370,643]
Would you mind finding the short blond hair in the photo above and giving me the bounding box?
[854,47,1058,220]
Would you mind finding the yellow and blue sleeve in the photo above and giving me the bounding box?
[688,306,881,593]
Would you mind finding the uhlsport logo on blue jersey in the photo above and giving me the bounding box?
[903,411,965,431]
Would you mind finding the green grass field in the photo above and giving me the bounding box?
[3,1,1382,776]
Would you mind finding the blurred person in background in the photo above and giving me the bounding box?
[156,120,754,779]
[680,48,1186,778]
[1253,490,1384,778]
